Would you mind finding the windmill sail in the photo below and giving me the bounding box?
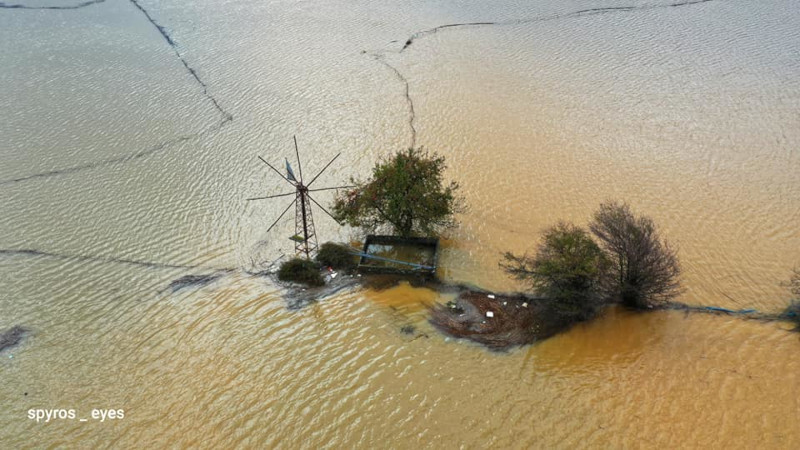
[285,158,298,182]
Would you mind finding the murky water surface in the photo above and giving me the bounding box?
[2,0,799,447]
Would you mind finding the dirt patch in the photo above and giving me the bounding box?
[429,291,579,350]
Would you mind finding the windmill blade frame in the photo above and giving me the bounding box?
[306,153,341,187]
[293,135,303,182]
[307,194,341,224]
[249,137,347,258]
[267,199,297,233]
[247,192,296,201]
[258,155,296,186]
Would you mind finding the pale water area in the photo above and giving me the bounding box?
[1,0,799,447]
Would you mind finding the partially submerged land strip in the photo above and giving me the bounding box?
[427,278,800,351]
[275,271,800,351]
[428,288,565,351]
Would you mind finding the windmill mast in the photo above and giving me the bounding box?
[295,184,317,258]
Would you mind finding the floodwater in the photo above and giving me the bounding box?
[1,0,799,447]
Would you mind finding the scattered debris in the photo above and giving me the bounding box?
[430,291,578,351]
[446,300,464,314]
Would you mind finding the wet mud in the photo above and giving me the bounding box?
[167,272,230,292]
[0,326,29,353]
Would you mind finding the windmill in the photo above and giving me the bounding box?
[248,136,352,259]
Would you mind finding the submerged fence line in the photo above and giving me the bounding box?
[662,301,799,327]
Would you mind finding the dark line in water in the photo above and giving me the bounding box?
[0,0,233,186]
[0,118,230,186]
[661,301,792,324]
[0,248,282,295]
[0,0,104,10]
[370,0,718,151]
[370,54,417,149]
[400,0,717,51]
[127,0,232,121]
[0,248,205,270]
[167,273,225,292]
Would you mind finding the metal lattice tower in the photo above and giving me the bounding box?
[248,136,351,259]
[294,185,318,258]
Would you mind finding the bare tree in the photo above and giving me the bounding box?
[589,201,681,309]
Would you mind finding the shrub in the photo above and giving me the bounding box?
[332,148,463,237]
[500,222,608,320]
[781,268,800,330]
[589,201,681,309]
[278,258,324,287]
[315,242,358,272]
[790,268,800,299]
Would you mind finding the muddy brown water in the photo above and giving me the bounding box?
[1,0,799,447]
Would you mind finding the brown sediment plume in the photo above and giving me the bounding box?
[429,291,577,350]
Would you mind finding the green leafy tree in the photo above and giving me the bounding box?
[500,222,609,319]
[589,201,681,309]
[332,148,462,237]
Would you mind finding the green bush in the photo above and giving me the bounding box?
[278,258,324,287]
[500,222,608,320]
[315,242,358,272]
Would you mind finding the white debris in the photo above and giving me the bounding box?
[330,272,338,279]
[522,302,528,308]
[486,311,494,318]
[487,294,495,299]
[503,301,507,305]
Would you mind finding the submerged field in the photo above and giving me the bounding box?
[1,0,799,447]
